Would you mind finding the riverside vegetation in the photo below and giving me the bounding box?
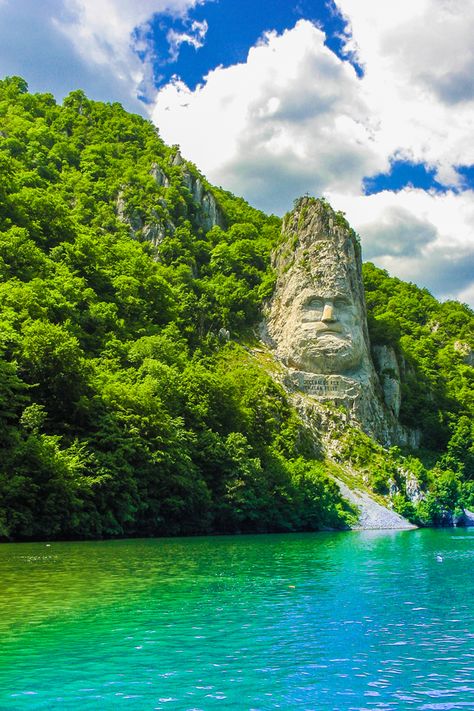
[0,76,473,540]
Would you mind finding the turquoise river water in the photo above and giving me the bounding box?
[1,528,474,710]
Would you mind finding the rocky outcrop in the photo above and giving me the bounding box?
[116,190,143,233]
[280,388,416,530]
[405,471,424,503]
[150,163,170,188]
[117,150,225,243]
[335,478,416,530]
[261,196,417,448]
[372,345,401,417]
[171,150,226,232]
[116,189,172,247]
[200,191,226,232]
[454,341,474,366]
[171,150,184,166]
[182,167,226,232]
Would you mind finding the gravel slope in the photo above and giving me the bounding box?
[334,477,417,530]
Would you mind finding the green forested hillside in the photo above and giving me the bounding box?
[362,263,474,521]
[0,76,353,540]
[363,263,473,457]
[0,77,472,540]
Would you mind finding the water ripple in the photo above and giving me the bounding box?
[0,529,473,709]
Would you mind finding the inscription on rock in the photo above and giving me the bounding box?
[290,372,359,399]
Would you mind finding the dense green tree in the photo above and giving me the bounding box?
[0,77,471,539]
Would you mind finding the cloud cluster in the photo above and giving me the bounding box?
[336,0,474,185]
[0,0,200,109]
[151,3,474,304]
[1,0,472,304]
[167,19,208,62]
[327,188,474,303]
[152,21,384,211]
[56,0,207,99]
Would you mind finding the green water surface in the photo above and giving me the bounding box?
[1,528,474,710]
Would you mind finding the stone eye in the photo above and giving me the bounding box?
[334,298,349,308]
[307,298,324,309]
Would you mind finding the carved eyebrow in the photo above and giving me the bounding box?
[304,295,350,304]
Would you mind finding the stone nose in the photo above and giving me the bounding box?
[321,303,336,323]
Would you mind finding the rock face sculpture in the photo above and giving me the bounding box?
[263,197,417,447]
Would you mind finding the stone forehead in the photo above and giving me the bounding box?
[304,273,352,297]
[278,271,354,306]
[305,238,351,265]
[309,261,350,283]
[304,239,358,288]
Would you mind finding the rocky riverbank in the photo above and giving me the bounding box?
[334,477,416,530]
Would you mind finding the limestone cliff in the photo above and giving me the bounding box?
[116,149,225,243]
[169,149,226,232]
[261,196,418,448]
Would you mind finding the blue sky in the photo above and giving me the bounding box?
[0,0,473,306]
[148,0,361,91]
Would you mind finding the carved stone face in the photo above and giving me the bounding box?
[273,284,365,374]
[267,201,369,376]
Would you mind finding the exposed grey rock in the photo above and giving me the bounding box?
[164,150,227,231]
[182,170,203,203]
[116,190,143,233]
[116,189,173,247]
[116,191,126,220]
[262,197,417,447]
[218,328,230,342]
[181,167,226,232]
[282,389,416,529]
[404,471,424,503]
[171,149,184,166]
[142,221,166,246]
[454,340,474,366]
[200,191,225,232]
[372,345,401,417]
[335,478,416,530]
[150,162,170,188]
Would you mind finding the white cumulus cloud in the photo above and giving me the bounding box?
[335,0,474,184]
[327,188,474,303]
[0,0,202,108]
[152,21,385,212]
[55,0,205,102]
[151,4,474,305]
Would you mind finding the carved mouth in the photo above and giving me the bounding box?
[314,323,344,335]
